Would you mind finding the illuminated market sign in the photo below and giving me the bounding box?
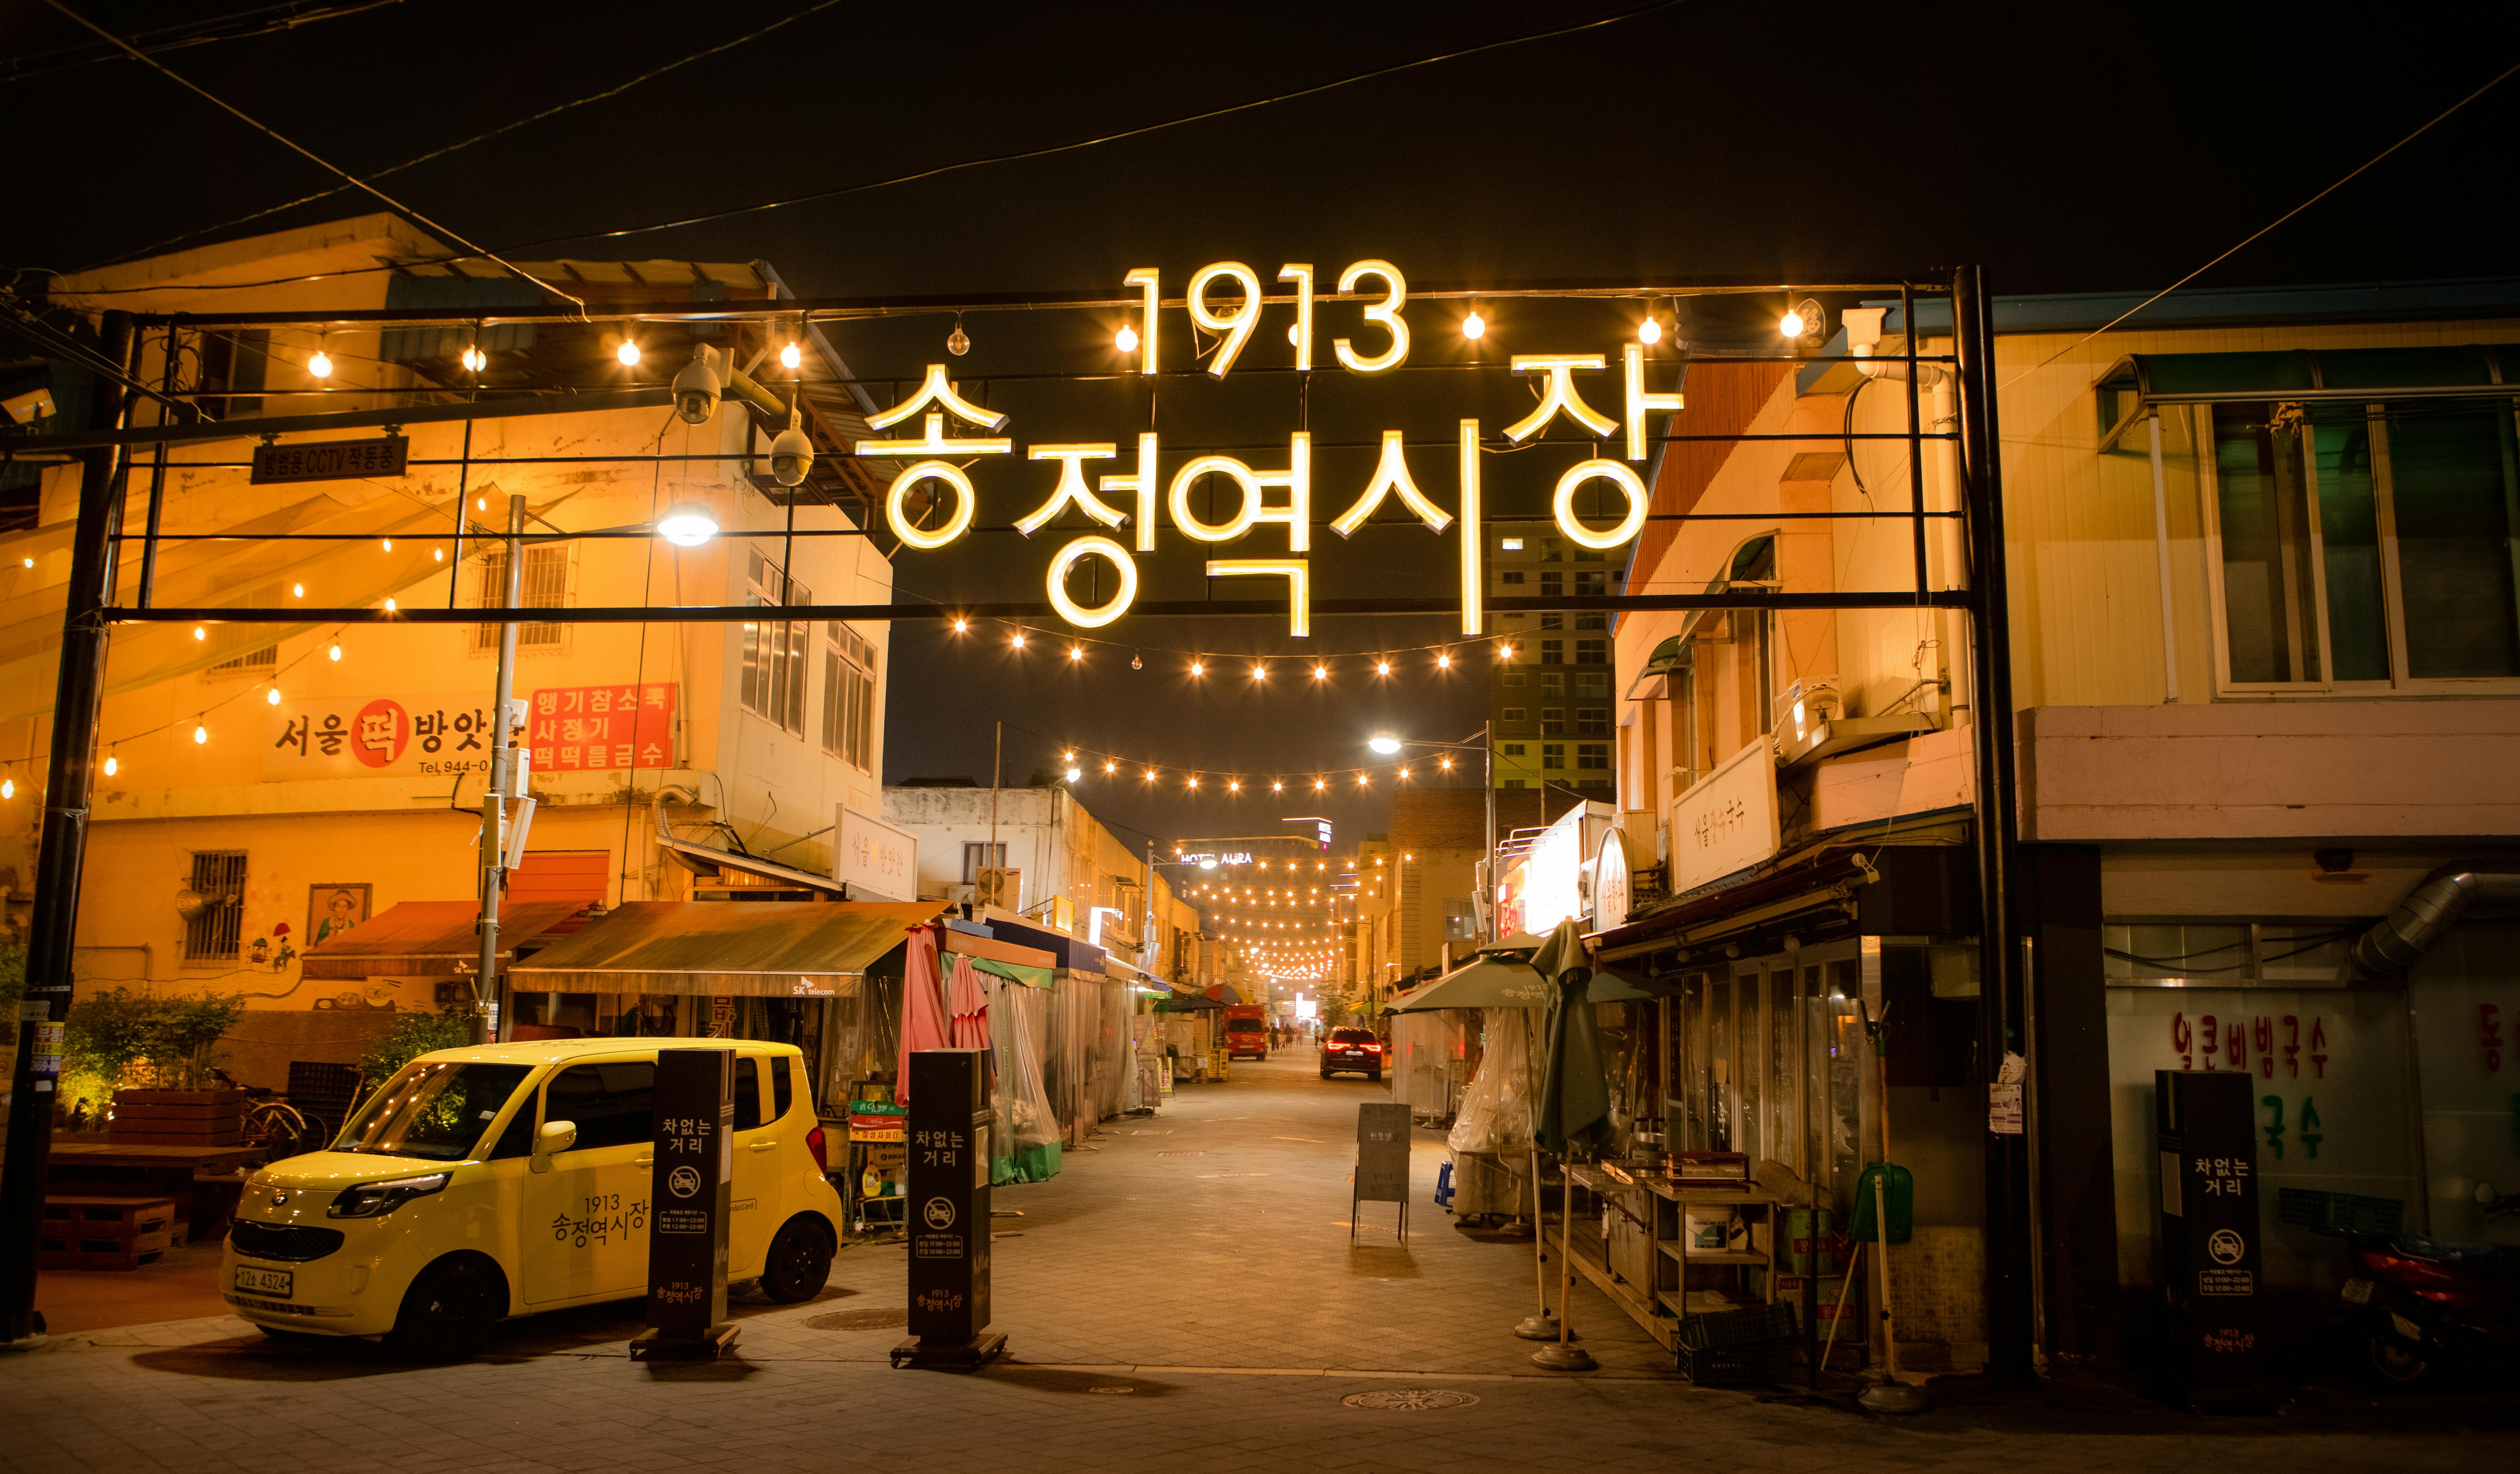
[867,258,1682,635]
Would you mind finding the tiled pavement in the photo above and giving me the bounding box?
[1,1049,2510,1472]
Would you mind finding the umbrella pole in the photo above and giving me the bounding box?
[1530,1159,1596,1371]
[1512,1011,1557,1340]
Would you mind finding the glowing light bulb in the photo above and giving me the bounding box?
[947,323,970,356]
[291,583,304,598]
[1271,780,1284,792]
[1187,777,1200,790]
[1462,311,1485,340]
[1070,646,1084,662]
[307,351,333,378]
[1011,632,1026,649]
[1063,751,1076,762]
[1189,661,1203,677]
[1375,660,1391,676]
[1498,644,1515,659]
[433,548,443,562]
[1399,767,1411,780]
[1251,663,1266,681]
[1440,756,1454,770]
[192,626,205,641]
[266,688,281,705]
[381,538,392,551]
[1,778,11,799]
[461,345,486,372]
[477,496,487,511]
[1144,769,1156,782]
[1779,310,1806,339]
[102,755,117,777]
[1357,773,1370,786]
[1638,316,1662,345]
[328,644,341,661]
[194,723,207,745]
[780,341,802,370]
[1115,324,1139,354]
[1104,761,1116,774]
[1437,652,1451,669]
[616,339,642,366]
[1229,780,1241,793]
[1065,767,1082,782]
[18,557,29,569]
[1313,665,1327,680]
[952,618,968,633]
[384,597,397,611]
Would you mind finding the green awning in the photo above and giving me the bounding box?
[2095,345,2515,451]
[966,955,1054,989]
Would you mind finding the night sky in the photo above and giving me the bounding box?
[8,1,2517,851]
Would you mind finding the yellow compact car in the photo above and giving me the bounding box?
[222,1038,843,1358]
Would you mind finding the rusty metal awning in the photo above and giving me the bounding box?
[301,900,586,979]
[505,900,949,997]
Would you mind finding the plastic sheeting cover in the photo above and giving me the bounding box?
[1447,1009,1541,1155]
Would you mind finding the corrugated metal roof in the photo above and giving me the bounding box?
[508,900,947,996]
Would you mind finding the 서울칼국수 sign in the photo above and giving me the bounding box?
[859,258,1684,633]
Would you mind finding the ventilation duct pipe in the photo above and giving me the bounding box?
[2349,864,2520,977]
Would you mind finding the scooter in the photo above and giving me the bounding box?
[2333,1182,2519,1390]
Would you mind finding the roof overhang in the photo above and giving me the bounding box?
[302,900,585,978]
[508,899,948,996]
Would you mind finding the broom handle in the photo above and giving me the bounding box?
[1819,1239,1862,1373]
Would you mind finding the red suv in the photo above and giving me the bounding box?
[1320,1026,1383,1081]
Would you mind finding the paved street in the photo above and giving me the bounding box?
[1,1048,2509,1473]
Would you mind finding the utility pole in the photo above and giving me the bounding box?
[987,719,1001,908]
[471,493,526,1046]
[2,312,135,1347]
[1955,264,2033,1388]
[1482,718,1497,944]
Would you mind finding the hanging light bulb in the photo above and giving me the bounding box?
[1144,769,1157,782]
[1010,632,1026,649]
[1130,652,1143,670]
[1638,315,1662,345]
[102,754,117,777]
[384,597,397,611]
[307,348,333,379]
[780,340,803,371]
[292,583,305,598]
[1069,646,1085,662]
[952,618,968,633]
[1779,306,1807,339]
[193,722,208,745]
[1189,660,1203,677]
[1436,651,1451,669]
[461,344,486,373]
[1,777,12,800]
[1462,310,1486,340]
[947,316,970,356]
[1115,324,1140,354]
[1104,761,1117,774]
[328,643,342,661]
[1228,780,1241,793]
[1250,663,1266,681]
[266,688,282,705]
[432,547,444,563]
[1498,644,1516,660]
[1375,659,1391,676]
[616,336,643,366]
[192,626,205,641]
[1312,664,1328,680]
[382,538,393,551]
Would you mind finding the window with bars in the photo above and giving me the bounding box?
[821,622,876,770]
[474,545,568,650]
[741,549,809,734]
[962,842,1007,883]
[184,850,248,961]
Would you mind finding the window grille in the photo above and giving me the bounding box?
[184,850,248,961]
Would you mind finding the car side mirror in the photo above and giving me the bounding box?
[532,1120,577,1172]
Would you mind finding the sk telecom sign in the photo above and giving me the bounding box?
[864,259,1682,635]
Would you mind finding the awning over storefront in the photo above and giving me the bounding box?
[507,900,949,997]
[2093,344,2518,452]
[302,900,585,979]
[943,928,1057,989]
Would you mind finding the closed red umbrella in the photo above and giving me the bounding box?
[895,923,953,1106]
[947,953,991,1051]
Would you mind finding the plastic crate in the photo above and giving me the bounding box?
[1677,1302,1797,1350]
[1678,1339,1792,1387]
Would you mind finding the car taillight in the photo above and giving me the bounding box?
[805,1125,829,1172]
[1365,1043,1382,1052]
[2358,1249,2459,1291]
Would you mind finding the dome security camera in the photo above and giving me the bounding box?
[671,344,723,425]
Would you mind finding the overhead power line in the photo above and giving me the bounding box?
[0,0,409,83]
[41,0,587,313]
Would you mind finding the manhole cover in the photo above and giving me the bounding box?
[803,1307,908,1331]
[1343,1389,1479,1411]
[1156,1150,1206,1158]
[1088,1385,1136,1395]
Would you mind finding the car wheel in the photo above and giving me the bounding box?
[2362,1326,2434,1391]
[761,1215,835,1303]
[384,1253,505,1362]
[1367,1068,1382,1082]
[1320,1070,1334,1079]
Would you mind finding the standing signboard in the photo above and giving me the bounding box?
[633,1047,736,1360]
[1354,1101,1411,1242]
[894,1048,1004,1367]
[2154,1069,2268,1406]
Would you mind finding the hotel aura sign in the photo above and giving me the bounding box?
[863,259,1682,635]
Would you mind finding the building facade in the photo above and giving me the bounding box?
[1596,279,2520,1368]
[2,215,897,1086]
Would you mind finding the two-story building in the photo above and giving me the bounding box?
[1594,277,2520,1370]
[2,214,895,1085]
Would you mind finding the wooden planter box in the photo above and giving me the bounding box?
[108,1088,245,1146]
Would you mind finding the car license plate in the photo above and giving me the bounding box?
[234,1265,293,1298]
[2341,1277,2372,1305]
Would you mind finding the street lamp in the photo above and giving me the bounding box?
[1363,724,1497,943]
[470,498,718,1044]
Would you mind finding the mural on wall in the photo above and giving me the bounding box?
[308,882,371,947]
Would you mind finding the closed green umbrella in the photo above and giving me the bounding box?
[1528,916,1607,1371]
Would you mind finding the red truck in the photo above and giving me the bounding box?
[1223,1004,1269,1061]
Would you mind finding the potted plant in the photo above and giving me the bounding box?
[67,987,248,1143]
